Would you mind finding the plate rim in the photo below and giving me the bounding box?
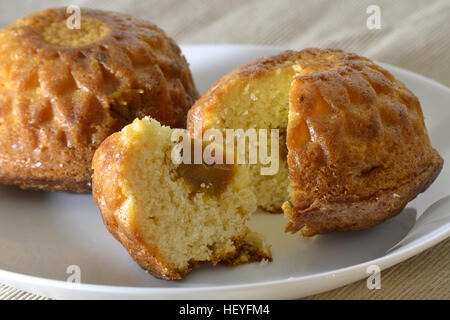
[0,44,449,299]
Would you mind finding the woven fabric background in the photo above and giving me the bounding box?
[0,0,449,299]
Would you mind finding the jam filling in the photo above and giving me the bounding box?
[176,139,234,198]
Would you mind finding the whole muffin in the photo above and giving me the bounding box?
[0,8,198,192]
[187,48,443,235]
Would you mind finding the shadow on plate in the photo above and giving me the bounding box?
[0,184,51,205]
[388,194,450,252]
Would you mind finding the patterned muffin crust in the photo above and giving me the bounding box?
[0,8,198,192]
[187,48,443,236]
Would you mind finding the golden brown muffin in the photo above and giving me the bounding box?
[187,48,443,236]
[0,8,198,192]
[92,117,271,280]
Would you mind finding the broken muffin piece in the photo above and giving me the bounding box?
[92,117,271,280]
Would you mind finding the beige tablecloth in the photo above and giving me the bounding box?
[0,0,449,300]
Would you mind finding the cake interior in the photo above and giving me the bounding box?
[119,118,270,274]
[202,66,299,212]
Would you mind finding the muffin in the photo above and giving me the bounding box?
[0,8,198,192]
[92,117,271,280]
[187,48,443,236]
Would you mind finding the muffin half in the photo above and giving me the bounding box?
[92,117,271,280]
[187,48,443,235]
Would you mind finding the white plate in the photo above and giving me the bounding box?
[0,45,449,300]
